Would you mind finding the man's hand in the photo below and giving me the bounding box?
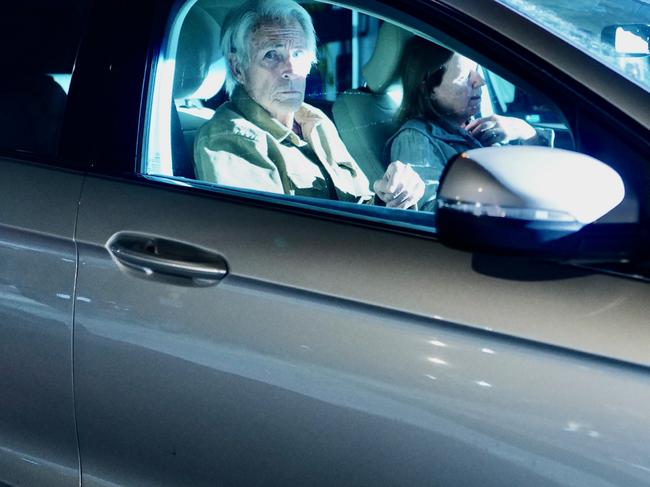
[466,114,537,145]
[373,161,424,209]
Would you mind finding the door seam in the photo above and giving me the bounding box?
[71,174,86,487]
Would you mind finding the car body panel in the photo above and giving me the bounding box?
[73,176,650,485]
[0,159,81,487]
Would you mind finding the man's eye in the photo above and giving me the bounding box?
[264,50,278,60]
[291,50,305,58]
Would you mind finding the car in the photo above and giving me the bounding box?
[0,0,649,485]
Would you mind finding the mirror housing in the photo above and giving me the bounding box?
[436,147,635,258]
[601,24,650,57]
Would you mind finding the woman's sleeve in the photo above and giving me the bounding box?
[389,128,447,212]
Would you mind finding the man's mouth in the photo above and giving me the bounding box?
[276,90,303,100]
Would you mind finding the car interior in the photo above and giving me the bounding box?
[164,0,416,183]
[332,21,414,183]
[170,4,227,179]
[139,0,583,239]
[0,0,576,189]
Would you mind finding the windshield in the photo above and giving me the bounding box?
[495,0,650,92]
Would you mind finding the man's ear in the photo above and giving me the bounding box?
[229,54,245,84]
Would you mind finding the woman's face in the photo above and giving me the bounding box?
[431,53,485,124]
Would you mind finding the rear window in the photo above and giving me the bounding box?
[0,1,89,157]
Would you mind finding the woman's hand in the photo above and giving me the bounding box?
[466,115,538,146]
[373,161,425,209]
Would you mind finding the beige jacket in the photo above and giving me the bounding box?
[194,87,373,203]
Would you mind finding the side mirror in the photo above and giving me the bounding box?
[436,147,634,257]
[601,24,650,57]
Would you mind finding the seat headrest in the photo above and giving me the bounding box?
[174,6,225,100]
[362,23,413,93]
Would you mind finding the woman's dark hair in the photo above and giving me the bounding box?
[397,36,454,124]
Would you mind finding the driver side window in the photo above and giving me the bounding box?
[143,0,573,227]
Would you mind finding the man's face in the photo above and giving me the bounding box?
[432,53,485,123]
[234,19,312,121]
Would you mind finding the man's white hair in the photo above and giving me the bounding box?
[221,0,317,96]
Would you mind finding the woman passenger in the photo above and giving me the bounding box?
[384,36,553,212]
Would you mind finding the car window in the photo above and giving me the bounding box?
[480,69,574,149]
[495,0,650,92]
[142,0,577,229]
[0,1,89,158]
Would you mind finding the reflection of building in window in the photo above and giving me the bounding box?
[614,27,650,54]
[495,0,650,91]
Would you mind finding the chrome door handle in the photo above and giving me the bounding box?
[108,233,228,281]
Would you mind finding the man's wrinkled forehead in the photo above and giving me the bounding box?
[251,19,307,50]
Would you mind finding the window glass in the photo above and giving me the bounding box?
[495,0,650,92]
[0,1,89,157]
[144,0,572,228]
[481,69,573,149]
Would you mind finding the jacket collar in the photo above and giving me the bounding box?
[230,86,324,146]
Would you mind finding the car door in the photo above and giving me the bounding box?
[72,0,650,486]
[0,161,82,487]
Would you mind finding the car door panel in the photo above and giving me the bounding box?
[0,159,82,487]
[73,176,650,486]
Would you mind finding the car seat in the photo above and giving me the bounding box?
[170,5,226,178]
[332,23,413,183]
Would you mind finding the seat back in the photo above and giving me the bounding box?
[332,23,413,182]
[171,5,225,177]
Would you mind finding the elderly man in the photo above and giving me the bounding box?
[194,0,423,208]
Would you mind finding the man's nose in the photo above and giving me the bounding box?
[281,55,299,79]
